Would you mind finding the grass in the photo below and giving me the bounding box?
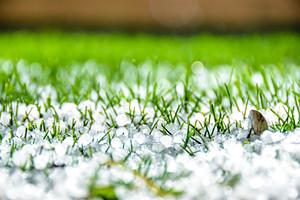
[0,33,299,143]
[0,31,300,199]
[0,31,300,70]
[1,61,299,138]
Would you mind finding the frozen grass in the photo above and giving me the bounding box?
[0,59,300,199]
[1,32,300,199]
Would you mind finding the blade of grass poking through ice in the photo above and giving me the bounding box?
[182,124,191,148]
[243,97,249,119]
[224,83,233,112]
[188,123,208,150]
[294,91,300,124]
[161,124,173,136]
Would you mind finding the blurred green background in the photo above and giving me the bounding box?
[1,32,300,69]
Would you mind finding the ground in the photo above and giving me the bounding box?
[0,32,300,199]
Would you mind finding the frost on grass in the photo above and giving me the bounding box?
[0,60,300,199]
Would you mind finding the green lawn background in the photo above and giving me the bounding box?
[0,32,299,70]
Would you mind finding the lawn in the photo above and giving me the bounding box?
[0,32,300,199]
[1,31,300,69]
